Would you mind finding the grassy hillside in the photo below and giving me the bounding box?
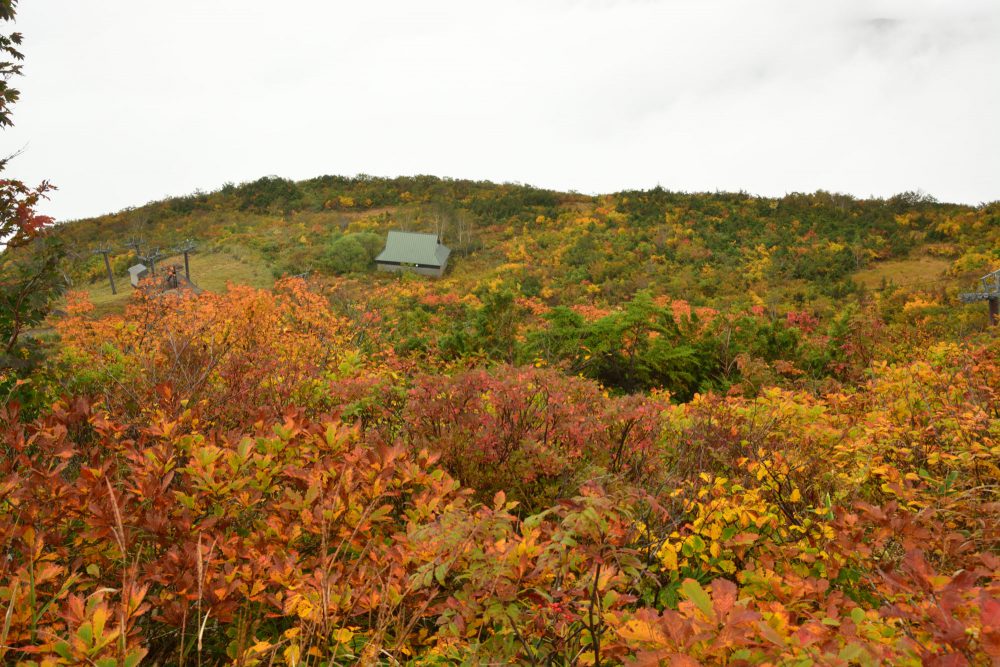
[3,176,998,665]
[852,256,952,290]
[56,176,1000,321]
[79,248,274,317]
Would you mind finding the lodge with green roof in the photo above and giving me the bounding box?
[375,231,451,278]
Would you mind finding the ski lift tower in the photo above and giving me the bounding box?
[959,269,1000,326]
[137,248,166,277]
[92,245,117,294]
[174,239,197,281]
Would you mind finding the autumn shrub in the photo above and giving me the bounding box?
[1,346,998,664]
[52,279,364,428]
[401,365,668,510]
[0,399,472,664]
[626,340,1000,665]
[0,394,666,665]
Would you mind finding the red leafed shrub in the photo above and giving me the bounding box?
[0,342,998,665]
[0,399,470,664]
[401,366,668,508]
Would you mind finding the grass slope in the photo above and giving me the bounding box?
[852,256,951,290]
[75,250,274,317]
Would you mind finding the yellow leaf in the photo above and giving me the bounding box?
[250,640,273,653]
[296,598,314,620]
[92,605,108,643]
[617,619,668,646]
[331,628,355,643]
[283,643,301,666]
[659,543,678,571]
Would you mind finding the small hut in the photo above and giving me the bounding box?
[375,231,450,278]
[128,263,149,288]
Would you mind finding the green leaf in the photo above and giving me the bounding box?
[434,563,447,586]
[304,482,320,506]
[679,578,713,618]
[54,641,72,660]
[839,643,864,662]
[522,509,551,530]
[77,621,94,647]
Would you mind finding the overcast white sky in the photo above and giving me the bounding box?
[5,0,999,221]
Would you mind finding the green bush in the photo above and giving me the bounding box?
[321,235,371,274]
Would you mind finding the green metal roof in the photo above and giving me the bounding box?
[375,231,450,267]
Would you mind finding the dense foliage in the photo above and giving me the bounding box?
[58,176,998,306]
[0,249,995,664]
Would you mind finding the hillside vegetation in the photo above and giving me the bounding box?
[2,175,999,665]
[61,175,997,305]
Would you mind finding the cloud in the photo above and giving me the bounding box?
[4,0,998,220]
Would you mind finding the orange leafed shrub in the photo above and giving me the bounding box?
[54,279,366,427]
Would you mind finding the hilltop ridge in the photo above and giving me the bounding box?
[57,175,998,321]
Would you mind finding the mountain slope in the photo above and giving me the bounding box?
[57,175,998,318]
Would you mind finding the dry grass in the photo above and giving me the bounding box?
[853,256,952,290]
[73,251,274,317]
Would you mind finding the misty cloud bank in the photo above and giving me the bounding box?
[6,0,999,220]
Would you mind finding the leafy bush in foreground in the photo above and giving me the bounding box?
[2,313,998,664]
